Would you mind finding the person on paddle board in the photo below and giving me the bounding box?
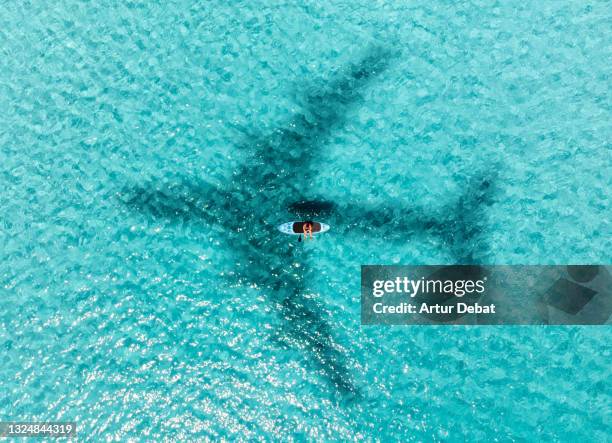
[302,221,314,241]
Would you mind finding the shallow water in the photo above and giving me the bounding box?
[1,1,610,441]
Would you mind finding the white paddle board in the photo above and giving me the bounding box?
[278,221,330,236]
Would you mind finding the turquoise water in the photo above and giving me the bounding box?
[1,0,611,440]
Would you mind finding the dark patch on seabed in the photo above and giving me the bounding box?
[120,45,498,399]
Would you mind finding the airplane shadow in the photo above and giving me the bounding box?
[119,45,499,400]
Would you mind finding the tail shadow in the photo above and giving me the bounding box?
[318,169,499,264]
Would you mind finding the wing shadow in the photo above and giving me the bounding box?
[120,178,360,397]
[118,47,404,398]
[237,46,397,198]
[265,261,360,397]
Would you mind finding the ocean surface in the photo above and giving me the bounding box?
[1,0,610,441]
